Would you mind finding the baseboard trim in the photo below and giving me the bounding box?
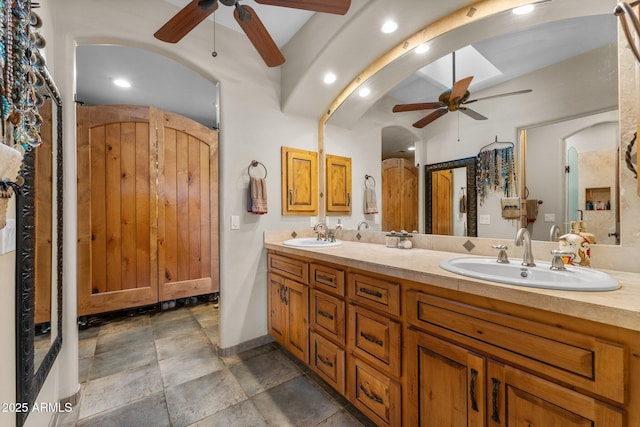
[215,334,274,357]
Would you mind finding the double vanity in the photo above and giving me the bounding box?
[265,232,640,426]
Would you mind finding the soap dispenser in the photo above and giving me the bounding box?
[558,221,591,267]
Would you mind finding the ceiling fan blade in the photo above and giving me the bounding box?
[449,76,473,102]
[392,102,446,113]
[234,5,285,67]
[413,109,448,128]
[464,89,533,105]
[154,0,218,43]
[459,107,488,120]
[254,0,351,15]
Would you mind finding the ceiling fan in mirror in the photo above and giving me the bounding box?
[154,0,351,67]
[392,51,533,128]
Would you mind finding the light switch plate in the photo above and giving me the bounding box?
[230,215,240,230]
[479,214,491,225]
[544,213,555,222]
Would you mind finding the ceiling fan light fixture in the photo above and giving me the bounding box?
[381,20,398,34]
[512,4,535,15]
[323,72,337,84]
[414,43,430,54]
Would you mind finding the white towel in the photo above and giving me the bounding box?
[364,188,378,214]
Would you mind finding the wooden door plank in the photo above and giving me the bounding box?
[105,123,123,292]
[176,131,190,282]
[120,122,137,290]
[162,129,178,284]
[90,125,107,294]
[135,122,151,288]
[188,136,202,280]
[200,143,211,280]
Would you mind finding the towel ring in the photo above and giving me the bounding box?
[248,160,267,178]
[364,174,376,188]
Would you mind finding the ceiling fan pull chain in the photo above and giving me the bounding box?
[211,11,218,57]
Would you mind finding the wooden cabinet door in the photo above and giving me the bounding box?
[406,329,486,427]
[282,146,318,215]
[77,105,159,316]
[157,110,219,301]
[432,169,453,235]
[285,278,309,363]
[267,273,286,345]
[382,158,418,231]
[326,154,352,214]
[487,360,623,427]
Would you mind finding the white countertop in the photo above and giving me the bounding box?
[264,239,640,332]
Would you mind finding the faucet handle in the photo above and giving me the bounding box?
[550,249,573,271]
[492,244,510,264]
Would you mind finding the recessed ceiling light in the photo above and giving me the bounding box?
[381,20,398,34]
[323,72,337,85]
[415,43,430,54]
[113,78,131,88]
[359,87,371,97]
[512,4,535,15]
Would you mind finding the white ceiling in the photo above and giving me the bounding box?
[75,0,619,160]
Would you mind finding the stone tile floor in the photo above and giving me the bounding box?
[57,302,374,427]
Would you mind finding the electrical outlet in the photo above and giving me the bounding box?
[310,216,317,227]
[544,213,555,222]
[479,214,491,225]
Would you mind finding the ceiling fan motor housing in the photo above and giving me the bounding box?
[439,90,470,111]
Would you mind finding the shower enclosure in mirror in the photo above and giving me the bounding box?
[16,66,63,427]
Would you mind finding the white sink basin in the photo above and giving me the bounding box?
[440,257,619,291]
[283,237,343,248]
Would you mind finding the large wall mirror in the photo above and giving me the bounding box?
[322,0,620,244]
[16,66,63,427]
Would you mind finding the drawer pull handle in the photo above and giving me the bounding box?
[316,274,334,283]
[360,332,384,346]
[491,377,501,424]
[318,310,334,320]
[359,287,382,298]
[317,355,333,368]
[360,384,383,404]
[470,368,479,412]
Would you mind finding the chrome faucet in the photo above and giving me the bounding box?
[357,221,369,231]
[313,221,326,240]
[549,224,560,242]
[515,228,536,267]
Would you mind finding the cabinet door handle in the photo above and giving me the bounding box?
[316,274,334,283]
[279,285,285,303]
[360,331,384,346]
[491,377,501,424]
[317,354,333,368]
[347,192,351,207]
[360,384,383,404]
[359,287,382,298]
[283,286,289,305]
[317,310,334,320]
[470,368,479,412]
[288,189,293,205]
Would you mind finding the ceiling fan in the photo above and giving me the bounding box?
[392,52,532,128]
[154,0,351,67]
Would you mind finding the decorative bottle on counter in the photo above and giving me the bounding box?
[558,221,591,267]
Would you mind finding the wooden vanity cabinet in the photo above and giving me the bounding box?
[326,154,352,214]
[267,253,309,363]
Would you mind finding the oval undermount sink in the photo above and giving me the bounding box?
[440,257,619,291]
[283,237,343,248]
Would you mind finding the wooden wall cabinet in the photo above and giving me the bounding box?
[326,154,352,214]
[281,146,318,215]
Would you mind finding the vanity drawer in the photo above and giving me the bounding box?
[348,304,401,378]
[348,273,400,317]
[310,289,346,344]
[267,252,308,284]
[310,331,346,396]
[311,263,345,296]
[349,356,401,427]
[406,291,626,403]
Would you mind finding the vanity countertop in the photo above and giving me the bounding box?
[264,239,640,332]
